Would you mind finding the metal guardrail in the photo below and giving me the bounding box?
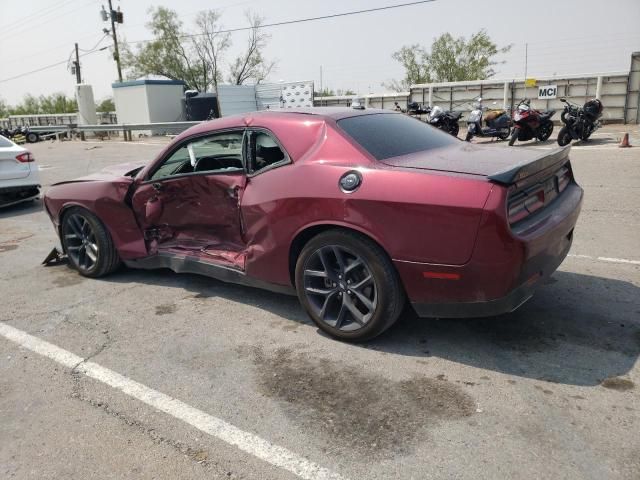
[23,121,202,141]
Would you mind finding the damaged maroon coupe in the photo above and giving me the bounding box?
[43,108,582,341]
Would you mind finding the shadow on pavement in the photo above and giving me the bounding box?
[0,198,42,219]
[100,267,639,387]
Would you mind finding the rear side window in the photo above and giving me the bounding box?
[337,113,457,160]
[0,135,13,147]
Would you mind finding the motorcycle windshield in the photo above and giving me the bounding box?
[467,110,482,122]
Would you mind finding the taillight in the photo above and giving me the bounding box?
[508,188,545,224]
[16,152,35,163]
[556,166,570,193]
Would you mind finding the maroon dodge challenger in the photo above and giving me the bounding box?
[43,108,583,341]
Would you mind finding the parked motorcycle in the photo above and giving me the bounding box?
[407,102,461,137]
[428,105,461,137]
[1,126,39,143]
[557,98,603,146]
[508,99,555,146]
[465,98,512,141]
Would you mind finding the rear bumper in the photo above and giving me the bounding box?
[397,182,583,318]
[411,231,572,318]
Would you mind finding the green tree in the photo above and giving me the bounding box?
[96,97,115,112]
[4,93,77,115]
[316,88,335,97]
[386,30,511,90]
[0,99,9,118]
[227,13,276,85]
[123,7,273,91]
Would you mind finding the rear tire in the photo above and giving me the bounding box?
[295,229,405,342]
[61,207,120,278]
[508,128,519,146]
[537,122,554,142]
[557,126,572,146]
[26,132,39,143]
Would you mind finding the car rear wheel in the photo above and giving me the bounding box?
[295,230,405,341]
[61,207,120,278]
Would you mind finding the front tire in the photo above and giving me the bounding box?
[557,126,572,146]
[295,230,405,341]
[26,132,39,143]
[465,131,473,142]
[508,127,519,146]
[61,207,120,278]
[449,122,460,137]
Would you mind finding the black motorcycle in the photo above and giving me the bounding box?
[465,98,512,141]
[557,98,603,146]
[407,102,460,137]
[508,99,555,146]
[428,105,461,137]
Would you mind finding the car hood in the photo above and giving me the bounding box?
[379,142,560,179]
[51,162,145,186]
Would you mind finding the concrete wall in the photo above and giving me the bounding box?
[313,55,640,124]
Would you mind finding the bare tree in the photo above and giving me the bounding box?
[191,10,231,92]
[228,12,277,85]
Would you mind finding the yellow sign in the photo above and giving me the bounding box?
[525,78,537,87]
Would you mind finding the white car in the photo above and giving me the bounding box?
[0,135,40,208]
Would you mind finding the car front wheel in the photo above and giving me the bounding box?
[295,230,405,341]
[61,207,120,278]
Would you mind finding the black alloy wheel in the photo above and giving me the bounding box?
[61,208,120,277]
[295,230,404,341]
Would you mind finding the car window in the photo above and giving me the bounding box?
[150,131,244,181]
[0,135,13,147]
[248,131,287,174]
[337,113,457,160]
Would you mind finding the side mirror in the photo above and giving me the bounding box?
[560,98,567,103]
[477,97,483,102]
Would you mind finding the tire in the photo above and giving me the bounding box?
[26,132,39,143]
[498,128,511,141]
[61,207,120,278]
[295,229,405,342]
[537,122,554,142]
[465,131,473,142]
[508,127,519,146]
[449,122,460,137]
[557,126,572,146]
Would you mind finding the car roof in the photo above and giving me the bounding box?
[253,107,398,121]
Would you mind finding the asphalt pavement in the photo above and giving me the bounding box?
[1,125,639,480]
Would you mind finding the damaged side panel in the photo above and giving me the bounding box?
[45,178,147,260]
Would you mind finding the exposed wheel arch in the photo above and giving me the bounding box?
[288,223,392,287]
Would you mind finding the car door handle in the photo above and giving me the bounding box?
[226,186,239,198]
[152,182,163,192]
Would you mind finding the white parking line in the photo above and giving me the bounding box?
[0,322,346,480]
[568,254,640,265]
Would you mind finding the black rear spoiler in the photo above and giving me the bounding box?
[489,145,571,185]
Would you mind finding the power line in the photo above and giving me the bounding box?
[124,0,438,45]
[0,48,107,84]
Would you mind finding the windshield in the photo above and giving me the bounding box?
[337,113,457,160]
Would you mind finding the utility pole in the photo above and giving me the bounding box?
[74,43,82,84]
[524,42,528,97]
[319,65,323,96]
[107,0,123,82]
